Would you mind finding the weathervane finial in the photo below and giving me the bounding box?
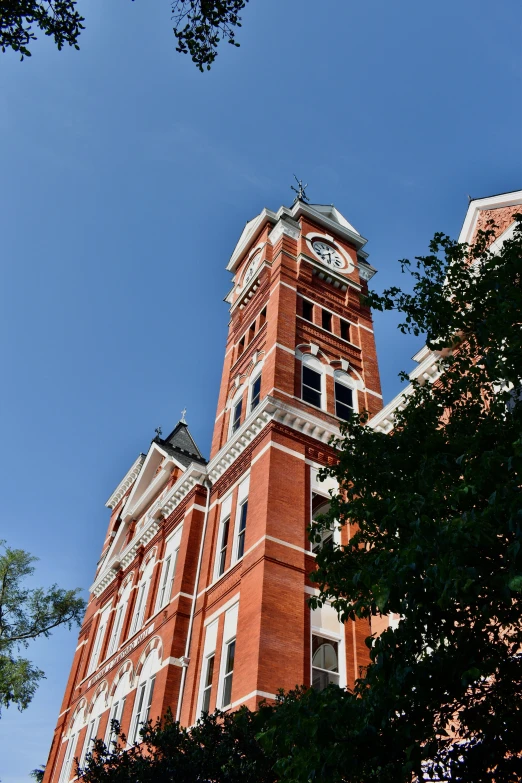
[180,408,187,424]
[155,426,162,438]
[291,175,309,204]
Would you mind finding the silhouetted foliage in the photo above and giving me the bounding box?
[0,0,248,68]
[0,540,85,713]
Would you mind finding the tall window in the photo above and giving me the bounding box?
[201,654,215,713]
[59,710,84,783]
[218,603,239,709]
[130,650,159,745]
[79,692,105,768]
[236,500,248,560]
[250,374,261,412]
[105,671,130,748]
[232,398,242,433]
[129,558,154,638]
[156,528,182,611]
[302,299,313,322]
[107,582,132,658]
[87,604,111,675]
[302,355,322,408]
[217,517,230,577]
[322,309,332,331]
[311,498,334,554]
[340,319,350,341]
[221,639,236,708]
[334,373,355,420]
[198,619,218,716]
[312,634,340,690]
[215,494,233,579]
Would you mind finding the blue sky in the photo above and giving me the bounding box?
[1,0,520,778]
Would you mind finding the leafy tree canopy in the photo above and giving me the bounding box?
[0,0,249,66]
[0,539,85,713]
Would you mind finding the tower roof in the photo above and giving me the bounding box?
[153,421,207,467]
[227,200,368,274]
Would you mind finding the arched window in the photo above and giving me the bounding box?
[59,706,85,783]
[105,668,131,748]
[107,580,132,658]
[130,649,159,745]
[312,635,340,690]
[79,688,107,768]
[310,497,334,554]
[129,557,155,638]
[334,370,357,420]
[301,354,323,409]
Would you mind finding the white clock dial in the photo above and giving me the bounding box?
[243,253,261,285]
[312,241,344,269]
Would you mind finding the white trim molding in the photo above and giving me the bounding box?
[105,455,146,510]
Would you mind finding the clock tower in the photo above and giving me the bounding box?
[44,197,383,782]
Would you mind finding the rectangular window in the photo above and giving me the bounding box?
[221,639,236,708]
[311,634,340,691]
[250,375,261,412]
[217,517,230,577]
[302,365,322,408]
[248,322,256,342]
[335,382,353,420]
[107,604,125,658]
[198,619,218,716]
[131,676,156,744]
[232,399,242,433]
[236,500,248,560]
[105,697,126,747]
[259,306,267,328]
[218,603,239,709]
[59,733,78,783]
[322,309,332,331]
[340,319,350,341]
[302,299,313,322]
[80,716,100,767]
[237,336,245,358]
[201,654,215,713]
[157,529,181,612]
[87,605,110,675]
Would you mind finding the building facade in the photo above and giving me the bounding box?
[44,197,385,782]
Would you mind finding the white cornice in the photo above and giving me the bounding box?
[227,202,368,274]
[105,455,146,510]
[367,350,442,434]
[458,189,522,245]
[92,397,344,596]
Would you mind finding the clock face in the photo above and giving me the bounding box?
[312,241,344,269]
[243,253,261,285]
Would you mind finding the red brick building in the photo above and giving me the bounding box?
[44,197,386,782]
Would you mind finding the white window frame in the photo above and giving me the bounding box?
[79,713,101,768]
[104,671,130,747]
[59,733,79,783]
[214,494,233,580]
[87,603,111,675]
[232,475,250,565]
[156,527,182,611]
[230,395,243,435]
[301,354,325,411]
[333,370,358,420]
[310,601,346,692]
[248,364,263,414]
[129,650,159,746]
[197,619,218,716]
[129,558,154,639]
[217,603,239,709]
[310,468,341,554]
[106,581,132,659]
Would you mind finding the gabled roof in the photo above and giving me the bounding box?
[226,200,367,273]
[153,421,207,467]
